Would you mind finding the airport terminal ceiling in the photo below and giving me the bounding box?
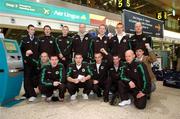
[1,0,180,45]
[47,0,180,32]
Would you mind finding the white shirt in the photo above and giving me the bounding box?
[136,56,144,61]
[98,34,105,40]
[114,66,119,72]
[78,32,87,41]
[29,35,34,41]
[96,63,101,74]
[117,32,126,43]
[76,65,82,70]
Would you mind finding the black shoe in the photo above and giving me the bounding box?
[97,93,102,97]
[104,97,109,102]
[147,95,151,100]
[109,95,116,105]
[51,96,59,101]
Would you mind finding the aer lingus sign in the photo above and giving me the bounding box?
[0,0,90,24]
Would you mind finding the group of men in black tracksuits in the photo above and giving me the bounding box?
[20,21,153,109]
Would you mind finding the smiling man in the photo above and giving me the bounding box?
[119,50,151,109]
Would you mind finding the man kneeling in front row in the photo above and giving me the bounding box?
[41,55,66,102]
[118,50,151,109]
[67,53,93,100]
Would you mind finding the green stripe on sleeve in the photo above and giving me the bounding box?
[120,66,130,82]
[138,64,147,92]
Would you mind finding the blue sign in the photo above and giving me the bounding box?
[123,9,164,38]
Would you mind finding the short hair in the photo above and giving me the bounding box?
[43,25,51,30]
[99,24,106,29]
[74,53,83,57]
[27,24,34,29]
[50,55,58,59]
[135,47,145,52]
[41,52,49,57]
[79,24,86,27]
[116,22,123,26]
[94,52,103,56]
[135,22,142,27]
[112,54,120,58]
[62,26,69,30]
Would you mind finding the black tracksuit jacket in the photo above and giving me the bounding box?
[110,35,131,60]
[72,33,93,61]
[130,33,153,55]
[41,63,66,87]
[39,35,57,56]
[120,59,151,94]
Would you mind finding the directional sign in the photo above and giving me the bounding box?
[0,0,90,24]
[123,9,164,38]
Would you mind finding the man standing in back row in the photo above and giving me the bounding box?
[130,22,153,55]
[72,24,93,63]
[92,24,111,60]
[110,22,131,61]
[20,24,39,102]
[56,26,73,69]
[39,25,57,57]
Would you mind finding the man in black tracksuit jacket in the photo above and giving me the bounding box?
[110,23,131,61]
[108,55,125,105]
[25,52,50,96]
[119,50,151,109]
[39,25,57,57]
[41,55,66,101]
[20,24,39,101]
[72,24,93,63]
[56,26,73,69]
[67,53,93,100]
[92,24,111,59]
[90,48,113,102]
[130,22,153,56]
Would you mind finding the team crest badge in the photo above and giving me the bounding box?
[50,40,53,44]
[55,71,59,74]
[123,39,126,42]
[85,37,88,40]
[143,37,146,41]
[82,68,85,72]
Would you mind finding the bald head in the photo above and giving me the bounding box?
[135,22,143,35]
[79,24,86,33]
[40,52,49,64]
[125,50,135,63]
